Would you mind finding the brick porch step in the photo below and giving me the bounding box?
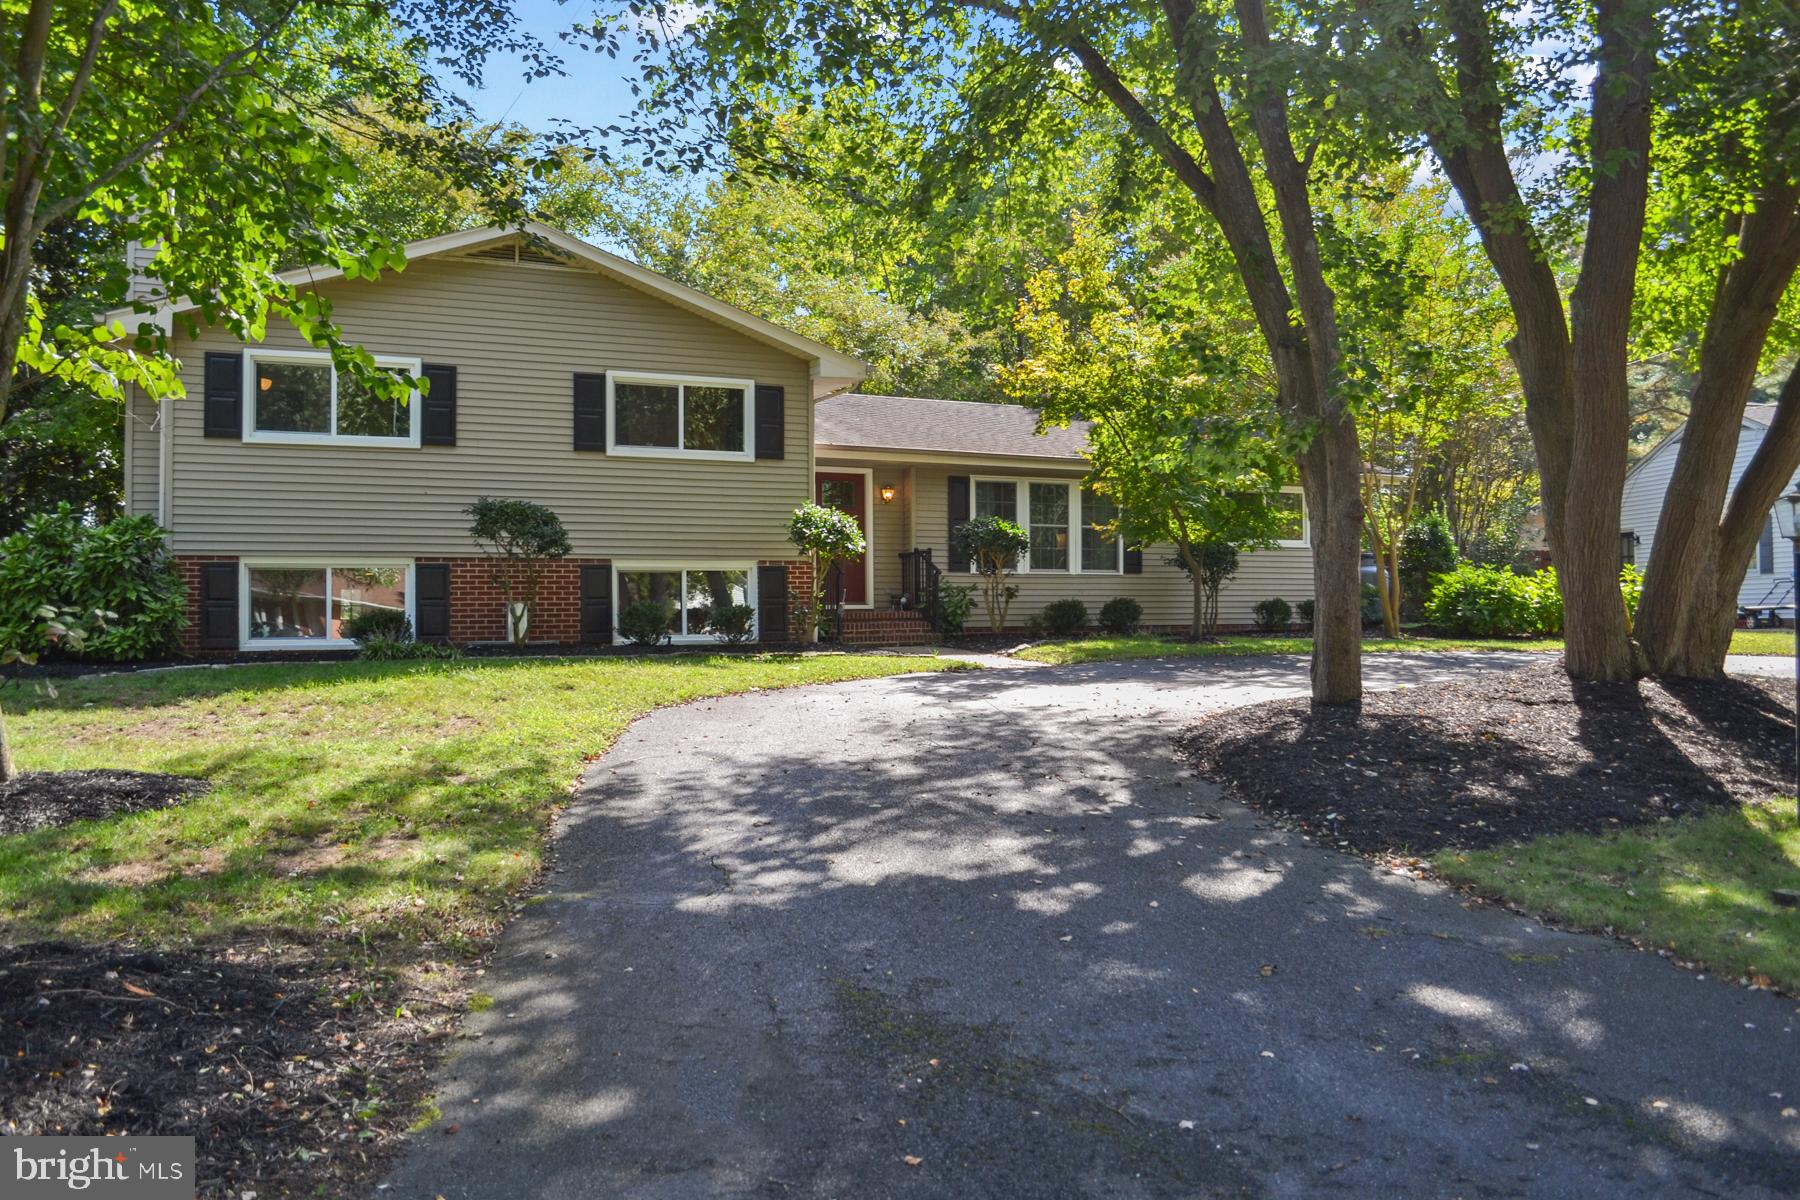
[838,608,934,647]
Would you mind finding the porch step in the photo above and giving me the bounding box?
[838,609,934,647]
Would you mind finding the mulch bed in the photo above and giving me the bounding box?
[0,770,209,837]
[1180,661,1795,855]
[0,942,466,1197]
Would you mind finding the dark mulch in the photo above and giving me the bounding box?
[1180,661,1795,855]
[0,769,209,837]
[0,942,465,1197]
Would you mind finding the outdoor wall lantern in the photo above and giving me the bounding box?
[879,483,897,504]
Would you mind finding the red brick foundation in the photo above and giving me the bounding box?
[415,557,610,644]
[763,558,811,643]
[174,555,238,654]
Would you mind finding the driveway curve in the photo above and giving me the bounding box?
[384,653,1798,1199]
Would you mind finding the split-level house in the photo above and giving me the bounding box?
[120,222,1316,652]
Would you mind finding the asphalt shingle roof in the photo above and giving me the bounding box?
[814,393,1090,460]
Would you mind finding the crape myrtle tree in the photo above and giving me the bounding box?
[1000,216,1292,640]
[1345,0,1799,678]
[591,0,1378,704]
[0,0,556,430]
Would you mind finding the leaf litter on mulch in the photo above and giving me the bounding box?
[0,942,467,1197]
[0,769,207,836]
[1179,661,1794,855]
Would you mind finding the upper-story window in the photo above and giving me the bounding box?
[608,371,753,460]
[245,350,421,447]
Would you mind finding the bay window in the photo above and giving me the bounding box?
[609,372,752,459]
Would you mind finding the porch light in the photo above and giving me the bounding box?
[1774,486,1800,540]
[879,483,896,504]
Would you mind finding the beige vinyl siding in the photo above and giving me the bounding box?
[124,389,161,519]
[163,255,814,558]
[909,464,1315,629]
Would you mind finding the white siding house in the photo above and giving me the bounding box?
[1620,404,1799,616]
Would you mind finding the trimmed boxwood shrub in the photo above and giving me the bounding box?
[1040,598,1088,637]
[709,603,756,644]
[1099,596,1141,635]
[1253,597,1292,632]
[0,505,184,661]
[618,600,674,647]
[1425,563,1566,637]
[343,608,413,644]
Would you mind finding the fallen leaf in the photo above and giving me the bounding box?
[902,1156,923,1167]
[122,982,155,998]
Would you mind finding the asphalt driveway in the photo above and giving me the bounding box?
[383,653,1798,1199]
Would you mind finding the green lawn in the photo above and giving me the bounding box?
[1016,633,1564,666]
[0,653,964,952]
[1436,799,1800,992]
[1727,628,1797,656]
[1017,627,1795,666]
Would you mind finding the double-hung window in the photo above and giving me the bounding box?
[244,350,421,446]
[243,563,411,648]
[614,565,756,642]
[968,479,1122,574]
[607,372,753,460]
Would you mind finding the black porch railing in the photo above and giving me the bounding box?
[898,548,942,635]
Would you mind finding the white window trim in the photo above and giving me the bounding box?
[612,561,759,646]
[242,349,423,448]
[968,477,1122,575]
[1273,486,1309,549]
[605,370,755,462]
[239,559,415,650]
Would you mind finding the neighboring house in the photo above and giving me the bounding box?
[119,222,1315,652]
[1620,404,1798,618]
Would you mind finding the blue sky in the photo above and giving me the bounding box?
[457,0,650,134]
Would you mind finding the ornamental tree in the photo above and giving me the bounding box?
[464,497,572,645]
[787,501,866,641]
[952,516,1029,635]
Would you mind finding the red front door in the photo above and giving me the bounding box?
[816,472,869,605]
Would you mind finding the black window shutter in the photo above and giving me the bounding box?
[573,372,607,451]
[580,565,613,644]
[754,384,786,459]
[203,352,243,439]
[415,563,451,642]
[757,564,789,642]
[198,562,238,648]
[421,364,457,446]
[1760,519,1775,573]
[947,475,971,571]
[1123,545,1144,574]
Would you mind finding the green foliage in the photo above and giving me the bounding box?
[1621,565,1645,623]
[708,604,757,645]
[618,601,674,648]
[1039,599,1089,638]
[0,506,182,661]
[788,502,868,640]
[1361,583,1384,628]
[933,583,976,638]
[1400,513,1461,601]
[464,497,571,644]
[1425,565,1566,638]
[357,637,460,662]
[1253,598,1293,633]
[1169,541,1241,638]
[1296,599,1316,629]
[343,608,413,645]
[1098,597,1142,635]
[954,516,1029,633]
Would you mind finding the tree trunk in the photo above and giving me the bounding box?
[1634,189,1800,675]
[0,704,15,783]
[1303,415,1366,703]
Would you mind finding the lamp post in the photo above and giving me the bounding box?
[1771,486,1800,822]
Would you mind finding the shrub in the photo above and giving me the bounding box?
[1168,541,1239,638]
[1399,512,1460,601]
[1253,597,1292,632]
[1425,563,1565,637]
[357,636,460,662]
[618,600,674,647]
[1360,583,1383,627]
[788,502,867,639]
[954,516,1029,633]
[342,608,412,644]
[0,505,183,661]
[708,603,757,645]
[465,497,571,645]
[1098,596,1142,635]
[934,583,976,637]
[1040,598,1088,637]
[1621,564,1644,623]
[1296,599,1315,629]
